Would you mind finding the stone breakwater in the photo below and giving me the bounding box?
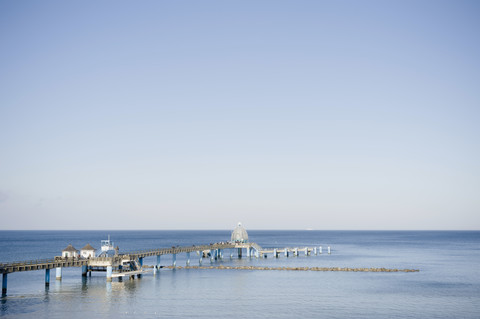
[159,265,419,272]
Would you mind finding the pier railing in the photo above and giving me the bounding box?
[1,258,56,267]
[121,242,236,259]
[1,257,88,274]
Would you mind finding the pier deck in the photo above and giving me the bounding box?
[0,258,88,273]
[1,241,326,296]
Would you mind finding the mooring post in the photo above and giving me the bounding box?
[172,254,177,268]
[274,248,277,258]
[186,252,190,266]
[106,266,112,282]
[319,246,322,254]
[45,269,50,286]
[328,246,331,254]
[314,247,317,255]
[305,248,308,256]
[285,248,289,257]
[82,265,88,277]
[56,267,62,280]
[2,273,7,297]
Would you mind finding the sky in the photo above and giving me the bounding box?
[0,0,479,230]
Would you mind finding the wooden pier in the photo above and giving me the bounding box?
[1,241,327,296]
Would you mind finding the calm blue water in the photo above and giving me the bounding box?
[1,230,479,318]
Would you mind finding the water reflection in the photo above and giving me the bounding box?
[105,281,112,294]
[0,297,7,315]
[123,277,138,296]
[43,286,49,302]
[81,277,88,294]
[53,279,62,292]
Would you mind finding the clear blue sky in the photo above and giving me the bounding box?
[1,0,479,230]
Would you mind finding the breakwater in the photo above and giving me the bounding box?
[159,265,419,272]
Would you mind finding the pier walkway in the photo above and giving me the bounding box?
[1,241,327,296]
[0,257,87,274]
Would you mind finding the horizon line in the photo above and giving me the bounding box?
[0,229,478,231]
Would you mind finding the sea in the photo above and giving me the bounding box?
[0,230,479,318]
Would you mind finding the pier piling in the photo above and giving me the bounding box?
[156,255,161,274]
[106,266,113,282]
[153,256,160,276]
[2,273,7,297]
[138,257,144,278]
[45,269,50,286]
[56,267,62,280]
[82,265,88,277]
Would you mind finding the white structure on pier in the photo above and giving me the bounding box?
[231,222,248,243]
[62,244,79,258]
[80,244,96,258]
[101,236,114,252]
[99,235,116,256]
